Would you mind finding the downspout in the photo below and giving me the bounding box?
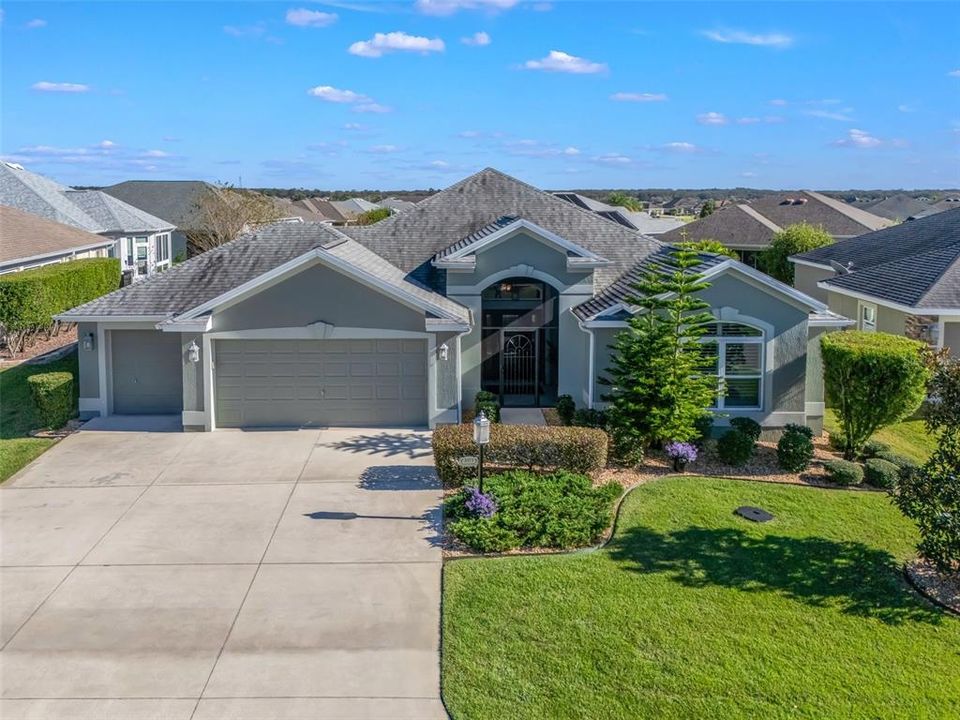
[575,313,596,409]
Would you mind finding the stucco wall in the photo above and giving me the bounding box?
[77,322,100,418]
[944,321,960,358]
[793,263,833,302]
[435,330,461,415]
[828,290,910,334]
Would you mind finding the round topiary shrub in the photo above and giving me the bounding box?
[717,429,755,466]
[861,439,891,459]
[777,423,815,472]
[822,458,864,486]
[730,417,762,443]
[864,458,900,489]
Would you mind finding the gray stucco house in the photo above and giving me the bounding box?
[57,168,846,432]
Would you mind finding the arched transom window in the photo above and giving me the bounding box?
[700,322,764,410]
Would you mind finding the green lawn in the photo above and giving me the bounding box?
[0,351,78,482]
[443,477,960,719]
[824,409,936,463]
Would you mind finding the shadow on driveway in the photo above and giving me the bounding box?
[329,431,432,459]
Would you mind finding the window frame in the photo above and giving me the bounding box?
[155,232,171,267]
[700,321,765,411]
[859,301,877,332]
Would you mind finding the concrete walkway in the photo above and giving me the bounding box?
[1,420,446,720]
[499,408,546,425]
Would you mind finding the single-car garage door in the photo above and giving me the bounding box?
[111,330,184,414]
[214,339,428,428]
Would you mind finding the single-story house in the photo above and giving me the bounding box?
[660,191,891,267]
[852,193,932,222]
[0,162,175,282]
[552,192,686,234]
[57,168,847,433]
[791,207,960,356]
[0,205,116,274]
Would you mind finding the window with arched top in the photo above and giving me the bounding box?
[700,321,764,410]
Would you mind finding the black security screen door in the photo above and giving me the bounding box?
[480,278,559,407]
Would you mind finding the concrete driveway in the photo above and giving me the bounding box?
[0,418,446,720]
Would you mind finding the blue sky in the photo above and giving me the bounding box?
[2,1,959,190]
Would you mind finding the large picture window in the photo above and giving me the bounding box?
[155,233,171,265]
[700,322,764,410]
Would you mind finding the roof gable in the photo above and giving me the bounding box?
[102,180,212,229]
[659,204,776,248]
[0,205,114,265]
[749,191,890,235]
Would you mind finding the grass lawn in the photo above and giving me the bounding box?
[442,477,960,719]
[824,409,936,463]
[0,351,78,483]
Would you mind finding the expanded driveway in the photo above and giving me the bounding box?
[0,418,446,720]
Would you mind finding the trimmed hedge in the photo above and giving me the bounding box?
[433,423,608,485]
[717,428,755,466]
[26,371,75,429]
[0,258,120,353]
[822,458,864,486]
[864,458,900,489]
[777,423,815,473]
[873,450,919,474]
[861,439,891,459]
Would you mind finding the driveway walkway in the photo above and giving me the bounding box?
[1,418,446,720]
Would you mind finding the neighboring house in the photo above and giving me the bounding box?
[271,197,333,224]
[0,163,175,282]
[0,205,116,274]
[379,197,417,213]
[791,208,960,357]
[853,193,931,222]
[913,196,960,219]
[57,168,845,434]
[330,197,381,221]
[102,180,213,261]
[552,192,686,234]
[290,197,348,223]
[660,190,891,267]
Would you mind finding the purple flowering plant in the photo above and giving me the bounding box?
[665,441,698,464]
[464,486,498,519]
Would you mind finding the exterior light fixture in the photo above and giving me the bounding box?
[438,343,449,361]
[473,410,491,491]
[81,333,95,352]
[187,340,200,364]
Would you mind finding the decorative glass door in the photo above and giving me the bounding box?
[501,330,537,406]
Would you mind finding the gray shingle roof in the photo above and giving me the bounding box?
[748,191,890,236]
[65,190,173,234]
[572,247,728,320]
[58,222,468,323]
[342,168,661,291]
[858,194,932,222]
[435,215,519,259]
[803,208,960,309]
[658,204,778,248]
[102,180,212,230]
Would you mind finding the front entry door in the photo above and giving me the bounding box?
[500,330,538,407]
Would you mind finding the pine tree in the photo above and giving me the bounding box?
[600,246,718,459]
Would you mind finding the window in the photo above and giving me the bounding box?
[700,321,764,410]
[859,302,877,332]
[155,233,171,265]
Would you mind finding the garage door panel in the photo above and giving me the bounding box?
[215,339,427,427]
[111,330,184,415]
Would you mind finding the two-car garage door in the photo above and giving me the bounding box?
[214,339,428,428]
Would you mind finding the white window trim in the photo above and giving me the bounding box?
[701,321,765,411]
[155,232,171,267]
[859,301,878,332]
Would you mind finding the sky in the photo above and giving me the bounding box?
[2,0,959,190]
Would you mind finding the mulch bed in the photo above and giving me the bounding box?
[1,330,76,365]
[905,559,960,614]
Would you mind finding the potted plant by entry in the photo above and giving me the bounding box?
[665,441,698,472]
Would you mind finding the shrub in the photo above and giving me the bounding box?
[777,423,815,472]
[26,371,75,429]
[445,470,622,552]
[821,331,930,459]
[716,429,755,466]
[730,417,762,443]
[759,222,834,284]
[555,394,576,426]
[474,390,501,423]
[693,413,714,445]
[433,424,609,486]
[573,408,608,429]
[861,439,891,459]
[864,458,900,489]
[822,458,864,486]
[873,450,919,474]
[0,258,120,354]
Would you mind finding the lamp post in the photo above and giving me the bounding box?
[473,410,490,492]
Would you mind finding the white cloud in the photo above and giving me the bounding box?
[97,140,116,149]
[349,31,445,57]
[898,104,915,113]
[948,69,960,78]
[741,171,759,178]
[142,149,171,157]
[285,8,338,27]
[592,153,632,165]
[367,144,400,153]
[523,50,607,74]
[701,29,793,48]
[354,102,392,113]
[697,111,728,125]
[736,115,784,125]
[804,108,854,121]
[563,146,580,156]
[661,142,701,154]
[768,98,788,106]
[307,85,368,103]
[343,123,366,130]
[415,0,517,16]
[458,130,482,138]
[610,92,667,102]
[832,128,882,149]
[26,18,47,29]
[429,159,451,168]
[503,139,581,158]
[461,31,491,46]
[162,136,181,142]
[32,81,90,93]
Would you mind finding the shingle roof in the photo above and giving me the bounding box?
[858,194,931,222]
[102,180,212,230]
[57,222,468,323]
[799,208,960,309]
[572,247,728,320]
[658,204,778,248]
[0,205,115,266]
[0,163,173,235]
[749,191,890,236]
[343,168,661,290]
[435,215,519,258]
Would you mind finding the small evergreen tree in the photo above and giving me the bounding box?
[600,247,718,458]
[699,199,716,218]
[677,239,737,258]
[606,191,643,212]
[758,222,833,284]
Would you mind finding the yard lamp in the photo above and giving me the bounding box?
[473,410,491,492]
[187,340,200,364]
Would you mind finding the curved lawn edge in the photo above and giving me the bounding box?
[903,561,960,616]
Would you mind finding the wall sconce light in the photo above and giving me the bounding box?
[438,343,449,361]
[81,333,95,352]
[187,340,200,364]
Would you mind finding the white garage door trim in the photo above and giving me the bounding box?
[213,338,429,429]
